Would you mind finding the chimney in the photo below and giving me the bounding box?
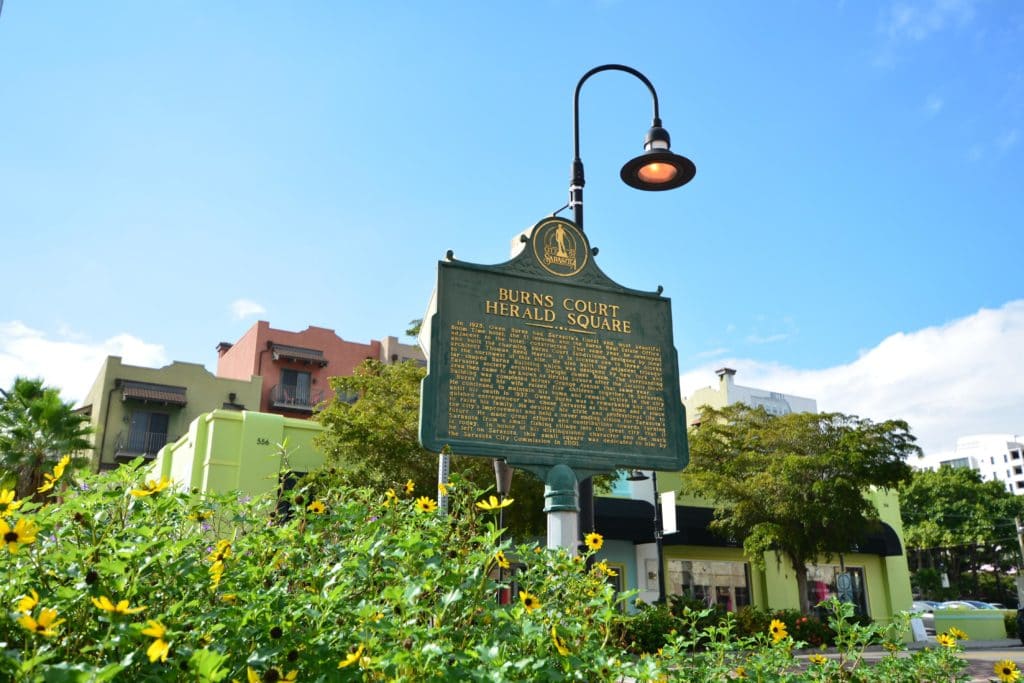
[216,342,233,356]
[715,367,736,389]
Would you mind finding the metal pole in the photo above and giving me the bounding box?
[570,65,665,554]
[652,470,666,603]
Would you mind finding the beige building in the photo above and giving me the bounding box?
[79,356,262,471]
[683,367,818,423]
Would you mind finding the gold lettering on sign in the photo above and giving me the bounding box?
[446,321,667,450]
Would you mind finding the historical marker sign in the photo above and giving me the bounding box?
[420,217,688,476]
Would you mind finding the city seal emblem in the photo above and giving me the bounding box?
[531,218,588,277]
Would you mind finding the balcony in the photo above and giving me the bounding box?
[270,384,324,413]
[114,430,169,462]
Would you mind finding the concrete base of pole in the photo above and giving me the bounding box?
[543,463,579,555]
[547,510,579,555]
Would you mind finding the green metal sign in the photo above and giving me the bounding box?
[420,217,688,478]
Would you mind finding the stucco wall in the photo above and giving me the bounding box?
[81,356,262,471]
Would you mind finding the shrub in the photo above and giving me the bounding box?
[0,461,978,681]
[616,601,681,654]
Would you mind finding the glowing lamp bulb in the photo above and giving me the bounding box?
[637,162,678,184]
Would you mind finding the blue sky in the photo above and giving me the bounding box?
[1,1,1022,455]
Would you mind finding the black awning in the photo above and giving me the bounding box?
[595,497,656,544]
[598,499,904,556]
[119,380,187,406]
[853,522,903,557]
[270,343,328,366]
[663,505,742,549]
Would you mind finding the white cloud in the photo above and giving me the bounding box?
[881,0,977,42]
[924,94,944,115]
[997,129,1020,153]
[0,321,167,404]
[681,300,1024,456]
[230,299,266,320]
[746,333,790,345]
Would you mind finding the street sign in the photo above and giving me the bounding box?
[420,217,688,477]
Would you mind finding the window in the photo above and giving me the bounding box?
[1017,481,1024,490]
[1014,466,1022,476]
[668,559,750,612]
[1013,450,1022,461]
[280,369,312,405]
[125,410,170,454]
[806,565,868,617]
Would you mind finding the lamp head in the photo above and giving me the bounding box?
[620,124,696,191]
[626,469,650,482]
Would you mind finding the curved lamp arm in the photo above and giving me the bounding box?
[569,64,694,231]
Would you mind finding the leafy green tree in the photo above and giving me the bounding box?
[681,403,919,612]
[899,466,1024,602]
[405,318,422,338]
[0,377,92,499]
[315,360,545,536]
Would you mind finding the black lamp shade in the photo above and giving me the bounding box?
[621,150,696,191]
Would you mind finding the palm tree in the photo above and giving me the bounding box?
[0,377,93,499]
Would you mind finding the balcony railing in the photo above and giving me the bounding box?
[114,430,169,460]
[270,384,324,412]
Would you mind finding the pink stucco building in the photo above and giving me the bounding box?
[216,321,423,416]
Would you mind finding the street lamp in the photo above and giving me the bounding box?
[626,471,667,602]
[570,64,696,554]
[569,63,697,230]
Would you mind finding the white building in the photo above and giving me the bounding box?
[683,367,818,422]
[914,434,1024,495]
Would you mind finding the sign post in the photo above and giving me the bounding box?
[420,216,689,550]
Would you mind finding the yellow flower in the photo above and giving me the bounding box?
[936,633,956,648]
[91,595,146,615]
[141,620,170,663]
[1,517,38,553]
[209,561,225,589]
[475,495,514,511]
[338,644,366,668]
[247,667,296,682]
[519,590,540,612]
[16,589,39,614]
[0,488,21,516]
[415,496,438,513]
[437,482,449,496]
[995,659,1021,682]
[594,560,618,577]
[948,626,968,640]
[307,500,326,514]
[769,618,788,643]
[208,540,232,563]
[37,456,72,494]
[384,488,397,506]
[495,550,510,569]
[53,455,71,479]
[550,625,570,656]
[18,607,64,637]
[735,665,747,679]
[808,653,827,665]
[37,473,57,493]
[584,532,603,552]
[221,593,238,604]
[403,479,415,495]
[130,476,171,497]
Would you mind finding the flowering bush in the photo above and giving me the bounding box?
[0,462,973,681]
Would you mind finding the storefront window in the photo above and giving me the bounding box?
[806,565,867,617]
[667,559,750,611]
